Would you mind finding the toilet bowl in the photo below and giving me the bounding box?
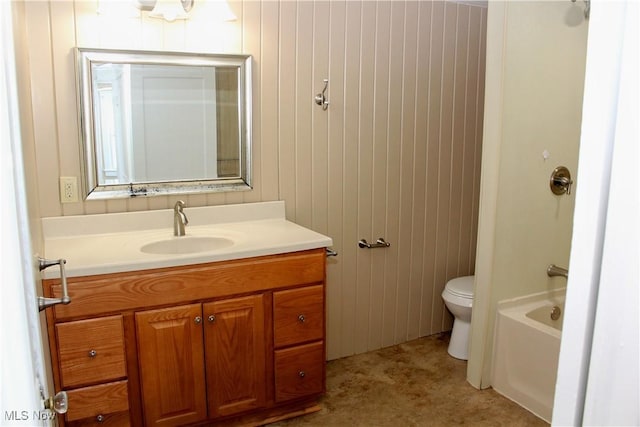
[442,275,474,360]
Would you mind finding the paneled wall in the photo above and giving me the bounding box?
[22,0,486,359]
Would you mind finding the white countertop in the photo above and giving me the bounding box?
[42,201,332,278]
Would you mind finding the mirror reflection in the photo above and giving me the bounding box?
[77,48,252,199]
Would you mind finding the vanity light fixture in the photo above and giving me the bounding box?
[148,0,192,22]
[135,0,236,22]
[135,0,193,22]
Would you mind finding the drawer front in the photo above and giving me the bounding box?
[273,285,324,348]
[65,380,129,423]
[274,341,324,402]
[67,411,130,427]
[56,316,126,388]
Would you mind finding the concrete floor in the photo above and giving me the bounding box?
[270,334,548,426]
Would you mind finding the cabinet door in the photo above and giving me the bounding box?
[135,304,207,427]
[204,295,266,418]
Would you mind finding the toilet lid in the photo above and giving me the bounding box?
[445,276,474,298]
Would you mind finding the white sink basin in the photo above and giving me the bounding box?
[140,236,234,255]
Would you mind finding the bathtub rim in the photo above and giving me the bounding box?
[496,287,566,339]
[496,287,566,312]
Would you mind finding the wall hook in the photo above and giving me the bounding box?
[315,79,329,110]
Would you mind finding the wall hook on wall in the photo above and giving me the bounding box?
[315,79,329,110]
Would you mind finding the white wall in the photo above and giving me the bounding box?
[468,0,588,388]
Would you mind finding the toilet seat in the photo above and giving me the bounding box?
[444,276,474,298]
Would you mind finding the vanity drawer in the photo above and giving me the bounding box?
[56,316,126,388]
[274,341,324,402]
[65,380,130,425]
[273,285,324,348]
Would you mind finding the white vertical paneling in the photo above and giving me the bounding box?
[380,0,405,348]
[412,2,435,336]
[294,1,313,228]
[447,5,469,283]
[469,8,487,273]
[402,1,420,341]
[459,6,481,274]
[311,2,330,236]
[24,0,486,360]
[259,1,279,202]
[50,1,84,217]
[384,2,411,343]
[433,2,457,332]
[325,0,346,360]
[26,1,62,218]
[339,0,362,356]
[368,0,391,351]
[353,0,376,355]
[421,1,445,336]
[278,1,297,221]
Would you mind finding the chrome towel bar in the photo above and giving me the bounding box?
[358,238,391,249]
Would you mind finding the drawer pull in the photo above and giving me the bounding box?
[208,315,216,323]
[298,370,306,378]
[298,314,306,323]
[96,414,105,423]
[194,316,202,324]
[88,349,97,358]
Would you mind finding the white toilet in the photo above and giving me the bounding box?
[441,275,474,360]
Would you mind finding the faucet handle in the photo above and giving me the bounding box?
[173,200,188,236]
[550,166,573,196]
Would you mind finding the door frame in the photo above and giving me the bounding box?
[0,1,52,425]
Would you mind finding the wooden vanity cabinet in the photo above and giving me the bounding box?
[43,249,326,427]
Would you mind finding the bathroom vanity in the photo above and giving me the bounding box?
[41,202,332,426]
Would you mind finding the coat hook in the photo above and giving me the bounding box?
[315,79,329,110]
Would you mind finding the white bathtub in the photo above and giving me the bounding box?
[491,288,566,423]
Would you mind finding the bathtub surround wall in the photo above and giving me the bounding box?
[17,1,486,360]
[468,1,588,388]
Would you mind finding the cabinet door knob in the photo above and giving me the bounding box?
[208,315,216,323]
[194,316,202,324]
[298,370,306,378]
[298,314,306,323]
[96,414,105,423]
[88,349,97,358]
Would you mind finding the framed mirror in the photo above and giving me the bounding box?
[76,48,252,199]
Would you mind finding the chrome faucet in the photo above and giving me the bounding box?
[174,200,188,236]
[547,264,568,279]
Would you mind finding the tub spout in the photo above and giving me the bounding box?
[547,264,568,279]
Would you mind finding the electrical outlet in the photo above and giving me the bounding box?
[59,177,78,203]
